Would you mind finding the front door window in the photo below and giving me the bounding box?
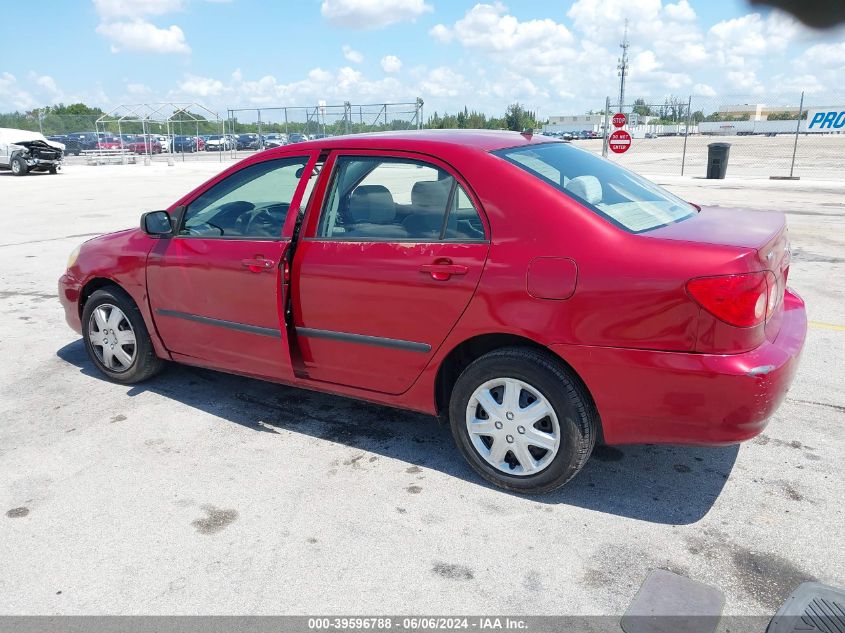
[180,157,309,239]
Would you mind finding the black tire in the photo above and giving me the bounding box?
[81,286,165,384]
[449,347,597,494]
[49,166,58,174]
[11,156,28,176]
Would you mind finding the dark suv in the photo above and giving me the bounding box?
[47,135,82,156]
[236,134,260,150]
[64,132,99,151]
[172,136,200,153]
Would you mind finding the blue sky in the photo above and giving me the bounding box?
[2,0,843,117]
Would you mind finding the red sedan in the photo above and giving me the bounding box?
[125,138,163,154]
[58,131,806,493]
[95,136,123,150]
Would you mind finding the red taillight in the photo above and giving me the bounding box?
[686,272,769,328]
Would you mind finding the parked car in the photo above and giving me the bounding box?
[124,136,163,154]
[263,133,288,149]
[0,127,64,175]
[48,135,82,156]
[205,135,233,151]
[96,136,124,150]
[58,130,805,493]
[171,135,203,153]
[287,132,308,144]
[64,132,99,150]
[645,132,657,139]
[236,133,260,150]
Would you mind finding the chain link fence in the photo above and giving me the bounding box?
[592,92,845,180]
[225,100,424,160]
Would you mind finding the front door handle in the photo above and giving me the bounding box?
[420,260,468,281]
[242,257,275,273]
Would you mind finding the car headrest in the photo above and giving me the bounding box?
[411,179,451,211]
[349,185,396,224]
[565,175,603,205]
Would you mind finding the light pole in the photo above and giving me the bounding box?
[617,19,630,114]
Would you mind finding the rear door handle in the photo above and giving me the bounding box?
[242,257,275,273]
[420,261,468,281]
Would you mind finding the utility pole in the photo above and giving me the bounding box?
[617,18,630,114]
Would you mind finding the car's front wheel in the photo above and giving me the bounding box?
[11,156,27,176]
[82,286,165,384]
[449,347,597,494]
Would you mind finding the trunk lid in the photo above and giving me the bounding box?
[646,206,790,347]
[643,206,785,249]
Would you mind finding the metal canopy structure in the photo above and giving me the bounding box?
[95,102,224,161]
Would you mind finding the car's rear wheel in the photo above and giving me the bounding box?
[82,287,165,384]
[11,157,27,176]
[449,347,597,494]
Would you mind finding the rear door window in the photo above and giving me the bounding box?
[316,156,484,242]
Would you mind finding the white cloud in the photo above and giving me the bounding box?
[93,0,184,19]
[419,67,465,98]
[770,73,826,95]
[321,0,433,29]
[430,2,578,78]
[692,83,716,97]
[795,41,845,71]
[708,12,800,65]
[381,55,402,73]
[664,0,696,22]
[33,74,60,95]
[438,3,574,53]
[726,70,764,94]
[179,74,225,97]
[96,19,191,54]
[429,23,452,42]
[632,50,661,74]
[126,82,152,95]
[342,45,364,63]
[0,72,37,111]
[567,0,662,42]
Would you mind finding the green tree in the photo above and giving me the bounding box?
[632,98,651,117]
[504,103,536,131]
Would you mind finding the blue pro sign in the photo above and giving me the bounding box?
[807,108,845,131]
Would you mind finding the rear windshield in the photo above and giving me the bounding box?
[492,142,696,233]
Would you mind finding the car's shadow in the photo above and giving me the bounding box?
[57,340,739,525]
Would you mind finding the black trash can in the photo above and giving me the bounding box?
[706,142,731,179]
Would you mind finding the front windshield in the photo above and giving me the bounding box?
[492,142,696,233]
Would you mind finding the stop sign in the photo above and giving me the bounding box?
[609,129,632,154]
[612,112,627,128]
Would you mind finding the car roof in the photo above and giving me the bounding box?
[266,129,557,153]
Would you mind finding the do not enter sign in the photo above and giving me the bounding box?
[612,112,627,127]
[609,129,632,154]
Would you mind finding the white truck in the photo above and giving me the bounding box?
[0,128,64,176]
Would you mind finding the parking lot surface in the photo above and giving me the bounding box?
[0,160,843,615]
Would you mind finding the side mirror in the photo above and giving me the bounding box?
[141,210,173,236]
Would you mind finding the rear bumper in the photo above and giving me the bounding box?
[58,273,82,334]
[552,289,807,445]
